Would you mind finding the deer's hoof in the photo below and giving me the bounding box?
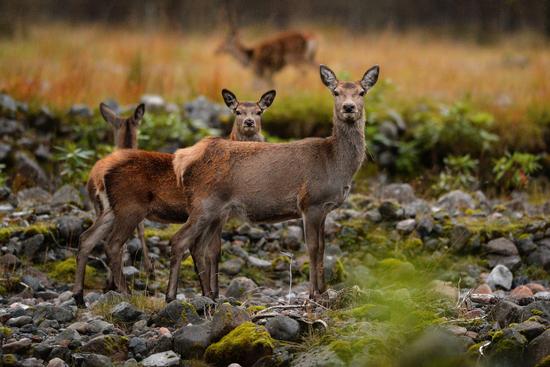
[74,293,85,308]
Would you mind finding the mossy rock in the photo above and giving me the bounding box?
[0,222,55,243]
[2,354,17,366]
[535,355,550,367]
[0,326,13,338]
[486,328,527,367]
[377,258,416,277]
[204,321,274,367]
[210,303,251,341]
[79,334,129,361]
[47,257,101,288]
[149,300,200,328]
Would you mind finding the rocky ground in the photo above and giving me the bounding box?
[1,93,550,366]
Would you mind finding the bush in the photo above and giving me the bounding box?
[493,152,542,191]
[432,155,479,194]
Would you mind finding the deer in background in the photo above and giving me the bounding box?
[216,30,317,86]
[73,91,276,305]
[98,103,154,277]
[168,64,380,302]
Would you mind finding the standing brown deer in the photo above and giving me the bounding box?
[73,90,275,305]
[98,103,154,277]
[216,30,317,86]
[168,64,380,302]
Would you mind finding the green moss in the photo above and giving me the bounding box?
[143,224,180,241]
[47,258,102,288]
[531,309,544,316]
[0,222,55,242]
[330,338,369,363]
[342,304,390,321]
[535,355,550,367]
[271,255,290,271]
[491,330,504,341]
[377,258,416,276]
[205,321,275,366]
[179,256,198,284]
[2,354,17,366]
[246,305,267,314]
[0,326,12,337]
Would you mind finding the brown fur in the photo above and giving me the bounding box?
[166,65,380,302]
[217,31,317,85]
[73,92,273,304]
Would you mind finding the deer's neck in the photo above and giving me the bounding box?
[115,122,137,150]
[329,111,366,182]
[229,40,253,66]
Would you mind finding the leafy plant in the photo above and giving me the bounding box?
[493,152,542,191]
[53,143,94,184]
[0,163,7,187]
[432,155,479,194]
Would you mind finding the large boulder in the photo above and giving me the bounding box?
[225,277,257,299]
[486,328,528,367]
[149,300,200,328]
[173,321,212,359]
[525,329,550,367]
[436,190,475,213]
[487,264,513,290]
[210,303,251,341]
[79,335,128,361]
[15,151,49,189]
[489,300,523,327]
[265,316,301,341]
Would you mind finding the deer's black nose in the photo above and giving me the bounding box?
[244,119,255,127]
[343,104,356,113]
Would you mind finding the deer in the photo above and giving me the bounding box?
[216,30,317,86]
[167,64,380,302]
[73,90,276,305]
[98,102,154,277]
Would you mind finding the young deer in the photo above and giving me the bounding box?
[73,91,276,305]
[216,30,317,86]
[168,64,380,302]
[98,103,154,276]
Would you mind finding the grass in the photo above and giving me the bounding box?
[1,24,549,150]
[90,292,165,327]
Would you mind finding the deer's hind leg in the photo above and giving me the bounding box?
[137,221,154,278]
[73,210,115,306]
[303,206,326,299]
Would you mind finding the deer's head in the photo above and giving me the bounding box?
[222,89,276,138]
[99,102,145,149]
[320,65,379,123]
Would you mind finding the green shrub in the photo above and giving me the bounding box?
[432,155,479,194]
[53,143,94,185]
[493,152,542,191]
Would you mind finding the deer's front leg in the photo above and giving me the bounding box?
[316,216,327,294]
[303,207,324,298]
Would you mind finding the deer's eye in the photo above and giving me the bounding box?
[235,111,242,115]
[256,111,262,116]
[359,90,366,97]
[333,91,340,97]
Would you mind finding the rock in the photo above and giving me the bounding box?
[205,322,274,367]
[183,95,230,128]
[34,304,75,323]
[516,237,537,255]
[189,295,216,314]
[210,303,251,341]
[141,95,165,112]
[0,94,18,114]
[534,291,550,301]
[525,329,550,367]
[6,315,33,327]
[52,185,82,207]
[79,335,128,361]
[291,346,345,367]
[3,338,32,353]
[111,302,143,322]
[265,316,300,341]
[489,300,523,327]
[149,300,200,327]
[510,285,534,301]
[128,336,147,358]
[436,190,475,212]
[225,277,257,299]
[527,246,550,270]
[483,237,519,256]
[0,142,12,161]
[220,258,245,275]
[17,187,51,208]
[364,208,382,223]
[416,216,433,237]
[72,353,113,367]
[247,255,271,269]
[21,234,45,260]
[487,264,513,290]
[378,200,403,221]
[0,118,23,135]
[15,151,50,189]
[486,328,527,367]
[324,255,345,283]
[281,225,303,250]
[55,215,84,243]
[47,358,69,367]
[449,224,472,252]
[381,183,416,204]
[68,104,92,118]
[473,284,492,294]
[0,253,20,270]
[511,320,545,340]
[173,322,212,358]
[396,219,416,234]
[19,358,44,367]
[141,351,180,367]
[521,301,550,321]
[122,266,140,278]
[487,254,522,271]
[526,283,546,294]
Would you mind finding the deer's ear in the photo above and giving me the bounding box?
[258,90,276,110]
[222,89,239,110]
[132,103,145,124]
[320,65,338,90]
[99,102,121,128]
[360,65,380,91]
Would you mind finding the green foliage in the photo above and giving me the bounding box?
[0,163,7,186]
[47,257,102,288]
[432,155,479,194]
[53,142,94,184]
[493,152,542,191]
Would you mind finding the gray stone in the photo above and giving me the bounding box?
[486,328,527,367]
[450,224,472,252]
[396,219,416,234]
[511,320,546,340]
[56,215,84,243]
[149,300,200,327]
[6,315,33,327]
[489,300,523,327]
[34,304,75,323]
[220,257,245,275]
[416,216,434,237]
[19,358,44,367]
[68,104,92,118]
[265,315,300,341]
[21,234,45,260]
[79,335,128,361]
[483,237,519,256]
[52,185,82,207]
[364,208,382,223]
[141,351,181,367]
[381,183,416,204]
[72,353,113,367]
[247,255,271,269]
[436,190,475,212]
[129,336,148,358]
[487,254,522,270]
[3,337,32,353]
[0,118,23,135]
[17,187,51,208]
[210,303,250,341]
[122,266,140,278]
[378,200,403,220]
[111,302,143,322]
[516,237,537,255]
[15,151,50,188]
[487,264,513,290]
[225,276,257,299]
[47,358,69,367]
[281,225,303,250]
[527,246,550,270]
[173,321,212,358]
[525,329,550,367]
[0,142,12,161]
[141,95,165,112]
[184,95,230,128]
[291,346,346,367]
[189,295,216,314]
[0,93,18,114]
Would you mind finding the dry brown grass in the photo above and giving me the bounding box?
[1,24,549,130]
